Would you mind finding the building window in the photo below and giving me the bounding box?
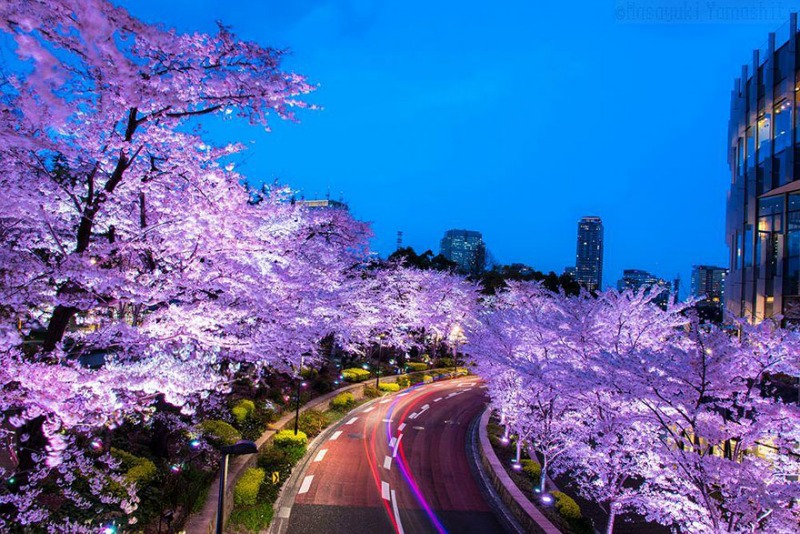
[787,193,800,297]
[744,224,753,268]
[746,127,756,168]
[774,100,791,153]
[757,113,771,162]
[737,137,745,177]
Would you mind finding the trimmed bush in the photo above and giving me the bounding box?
[298,410,328,437]
[200,419,242,447]
[422,374,433,384]
[378,382,400,392]
[521,459,541,486]
[111,448,158,487]
[330,392,356,411]
[342,368,371,382]
[273,429,308,449]
[231,399,256,425]
[397,375,410,388]
[406,362,428,372]
[437,357,454,368]
[362,385,382,398]
[552,491,582,521]
[234,467,265,506]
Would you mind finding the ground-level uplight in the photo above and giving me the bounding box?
[540,493,554,505]
[216,440,258,534]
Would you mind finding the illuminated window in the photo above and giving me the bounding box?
[774,100,791,153]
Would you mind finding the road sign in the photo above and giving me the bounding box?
[272,471,280,484]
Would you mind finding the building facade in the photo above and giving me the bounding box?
[616,269,672,309]
[575,216,604,291]
[439,229,486,276]
[726,13,800,325]
[691,265,728,305]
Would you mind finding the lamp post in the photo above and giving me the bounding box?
[216,440,258,534]
[293,380,306,435]
[448,324,463,377]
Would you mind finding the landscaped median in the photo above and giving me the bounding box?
[185,367,467,534]
[477,408,593,534]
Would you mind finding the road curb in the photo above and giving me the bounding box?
[476,407,562,534]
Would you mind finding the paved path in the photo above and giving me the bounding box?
[272,378,508,534]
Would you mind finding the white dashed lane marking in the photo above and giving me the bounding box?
[298,475,314,494]
[346,417,358,425]
[381,481,391,500]
[383,455,392,469]
[330,431,342,441]
[314,449,327,462]
[398,423,406,431]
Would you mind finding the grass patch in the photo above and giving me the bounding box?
[229,501,274,532]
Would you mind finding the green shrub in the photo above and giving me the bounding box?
[341,368,370,382]
[200,419,242,447]
[231,399,256,425]
[406,362,428,372]
[298,410,328,437]
[437,357,454,368]
[521,459,541,486]
[422,374,433,384]
[397,375,410,388]
[378,382,400,392]
[330,392,356,411]
[552,491,582,521]
[362,385,382,398]
[273,430,308,449]
[409,374,425,385]
[111,448,157,487]
[234,468,265,506]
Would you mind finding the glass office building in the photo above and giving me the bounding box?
[726,13,800,325]
[575,216,604,291]
[439,229,486,276]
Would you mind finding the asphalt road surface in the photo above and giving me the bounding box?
[278,377,508,534]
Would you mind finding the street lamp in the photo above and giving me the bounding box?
[448,324,464,376]
[216,440,258,534]
[293,381,307,435]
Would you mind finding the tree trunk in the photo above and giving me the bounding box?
[606,509,616,534]
[41,304,77,352]
[540,457,547,493]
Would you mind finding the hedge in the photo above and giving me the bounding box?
[231,399,256,425]
[298,410,327,437]
[234,468,265,506]
[331,391,356,411]
[437,357,454,368]
[362,385,382,398]
[552,491,582,521]
[405,362,428,372]
[521,459,541,486]
[273,430,308,448]
[110,448,157,487]
[378,382,400,392]
[397,375,410,388]
[342,368,370,382]
[200,419,242,447]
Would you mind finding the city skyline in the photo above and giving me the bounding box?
[110,0,795,292]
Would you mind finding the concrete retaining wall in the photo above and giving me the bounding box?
[477,408,562,534]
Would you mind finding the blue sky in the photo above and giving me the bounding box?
[119,0,793,293]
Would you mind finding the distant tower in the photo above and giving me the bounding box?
[440,229,486,276]
[673,275,681,304]
[396,231,403,251]
[575,216,604,291]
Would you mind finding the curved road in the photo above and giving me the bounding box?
[272,377,508,534]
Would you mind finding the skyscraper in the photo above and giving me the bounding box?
[575,216,604,291]
[726,13,800,325]
[439,229,486,276]
[617,269,672,309]
[691,265,728,305]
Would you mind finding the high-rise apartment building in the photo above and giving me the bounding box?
[726,13,800,325]
[575,216,604,291]
[691,265,728,305]
[616,269,671,309]
[439,229,486,276]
